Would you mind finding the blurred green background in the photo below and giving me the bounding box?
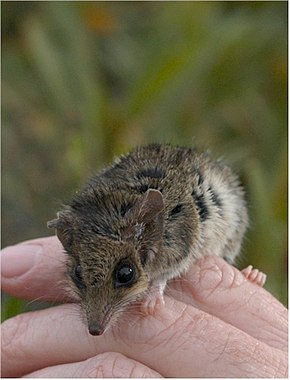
[2,1,287,320]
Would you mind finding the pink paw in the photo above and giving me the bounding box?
[241,265,267,287]
[140,292,165,316]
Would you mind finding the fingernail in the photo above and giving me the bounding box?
[1,244,42,278]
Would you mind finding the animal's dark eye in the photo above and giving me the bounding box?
[73,264,86,290]
[75,264,81,278]
[115,262,135,287]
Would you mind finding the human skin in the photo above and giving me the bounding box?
[1,237,288,378]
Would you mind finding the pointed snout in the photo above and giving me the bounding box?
[88,311,110,336]
[86,295,111,336]
[88,323,105,336]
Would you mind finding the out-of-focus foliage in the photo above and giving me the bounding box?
[2,1,287,320]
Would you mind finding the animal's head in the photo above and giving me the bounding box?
[48,189,164,335]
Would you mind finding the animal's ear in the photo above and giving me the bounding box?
[121,189,164,240]
[135,189,165,265]
[138,189,164,224]
[47,209,75,249]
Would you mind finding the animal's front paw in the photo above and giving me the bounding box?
[241,265,267,287]
[140,282,166,316]
[141,293,165,316]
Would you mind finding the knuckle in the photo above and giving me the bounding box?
[189,255,244,302]
[78,353,110,377]
[111,353,137,378]
[82,352,156,378]
[80,352,131,378]
[165,305,214,350]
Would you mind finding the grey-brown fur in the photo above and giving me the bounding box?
[48,144,248,335]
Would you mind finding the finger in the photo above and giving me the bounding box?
[168,255,288,352]
[1,236,70,303]
[24,352,162,378]
[2,301,287,378]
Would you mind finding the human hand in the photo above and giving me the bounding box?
[1,237,288,377]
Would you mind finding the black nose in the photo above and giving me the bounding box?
[88,324,104,336]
